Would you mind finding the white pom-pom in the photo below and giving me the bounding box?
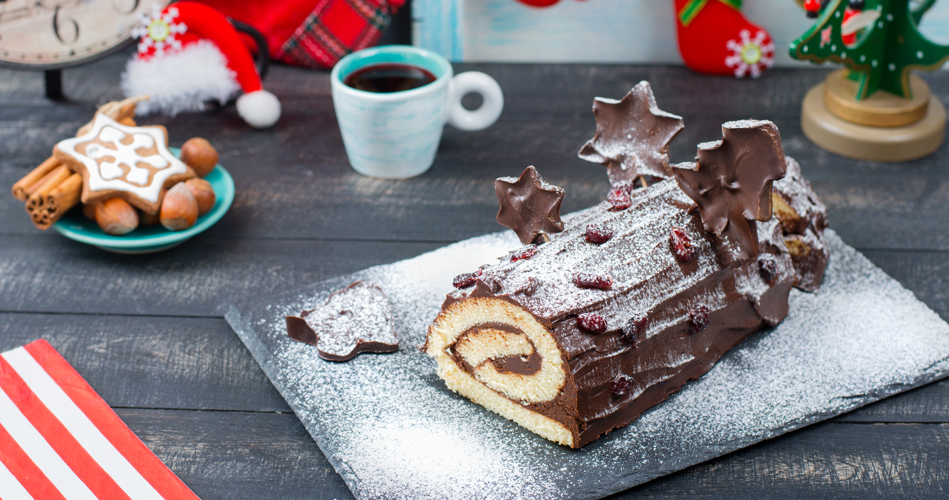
[236,90,281,129]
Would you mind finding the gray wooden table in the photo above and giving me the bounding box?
[1,53,947,498]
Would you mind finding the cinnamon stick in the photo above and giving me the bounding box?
[11,157,61,201]
[46,173,82,215]
[30,209,49,230]
[26,173,82,230]
[25,165,71,213]
[25,167,63,198]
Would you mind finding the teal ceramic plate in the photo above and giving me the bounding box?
[52,148,235,254]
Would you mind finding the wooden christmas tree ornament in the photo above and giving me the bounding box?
[791,0,949,162]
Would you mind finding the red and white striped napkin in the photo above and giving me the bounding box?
[0,340,199,499]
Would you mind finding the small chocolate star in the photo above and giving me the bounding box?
[496,166,565,245]
[672,120,787,259]
[578,81,685,185]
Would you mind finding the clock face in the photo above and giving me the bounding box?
[0,0,170,69]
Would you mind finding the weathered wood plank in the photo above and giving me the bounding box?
[837,378,949,423]
[616,422,949,499]
[2,311,945,422]
[0,237,944,322]
[0,313,289,412]
[118,409,352,500]
[0,235,440,316]
[121,409,949,499]
[4,114,949,252]
[13,52,949,123]
[0,310,943,425]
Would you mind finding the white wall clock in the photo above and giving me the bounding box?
[0,0,171,97]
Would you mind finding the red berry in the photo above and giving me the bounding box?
[621,316,648,344]
[608,186,632,210]
[572,272,613,289]
[585,224,613,244]
[759,255,778,284]
[577,312,607,333]
[511,245,538,262]
[669,227,695,262]
[611,376,632,396]
[453,269,482,288]
[690,306,710,332]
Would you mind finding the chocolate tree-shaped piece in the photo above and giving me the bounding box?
[790,0,949,99]
[496,166,565,244]
[578,81,685,185]
[672,120,787,259]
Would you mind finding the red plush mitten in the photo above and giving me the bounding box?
[674,0,774,78]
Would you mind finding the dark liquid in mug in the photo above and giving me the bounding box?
[344,64,437,93]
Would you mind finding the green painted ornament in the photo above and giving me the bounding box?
[790,0,949,100]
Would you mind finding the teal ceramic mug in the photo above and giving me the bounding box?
[331,45,504,179]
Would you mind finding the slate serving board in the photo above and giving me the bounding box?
[226,229,949,499]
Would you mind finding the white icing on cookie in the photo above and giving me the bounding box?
[56,114,187,203]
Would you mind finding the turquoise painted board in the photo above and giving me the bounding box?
[414,0,949,66]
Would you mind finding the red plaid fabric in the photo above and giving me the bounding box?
[196,0,404,70]
[275,0,398,69]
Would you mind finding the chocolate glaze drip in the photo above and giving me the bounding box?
[436,167,827,447]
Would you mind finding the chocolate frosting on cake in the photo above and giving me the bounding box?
[426,83,830,448]
[432,174,823,447]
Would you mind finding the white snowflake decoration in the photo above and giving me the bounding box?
[131,4,187,56]
[725,29,774,79]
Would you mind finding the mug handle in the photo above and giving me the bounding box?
[447,72,504,131]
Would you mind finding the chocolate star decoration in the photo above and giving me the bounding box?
[578,81,685,186]
[672,120,787,260]
[496,166,565,245]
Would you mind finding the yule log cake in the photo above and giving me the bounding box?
[424,82,829,448]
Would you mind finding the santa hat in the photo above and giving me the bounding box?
[122,2,281,129]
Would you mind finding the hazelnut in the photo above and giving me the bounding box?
[82,202,98,221]
[180,138,218,177]
[183,178,216,215]
[160,183,199,231]
[95,198,139,235]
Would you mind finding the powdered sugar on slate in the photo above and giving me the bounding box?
[226,228,949,500]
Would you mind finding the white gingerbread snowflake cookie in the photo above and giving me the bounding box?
[55,114,194,214]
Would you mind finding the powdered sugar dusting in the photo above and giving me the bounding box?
[300,281,397,359]
[226,229,949,500]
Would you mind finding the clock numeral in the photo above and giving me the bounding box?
[52,6,79,45]
[112,0,140,15]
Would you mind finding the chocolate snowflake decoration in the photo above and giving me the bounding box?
[578,81,685,185]
[496,166,565,245]
[672,120,787,259]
